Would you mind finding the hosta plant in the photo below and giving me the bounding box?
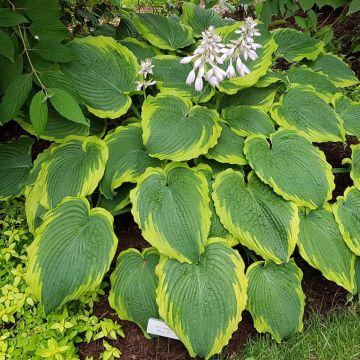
[1,0,360,359]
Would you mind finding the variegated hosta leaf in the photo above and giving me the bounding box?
[156,238,247,359]
[119,37,160,61]
[0,136,33,200]
[334,187,360,256]
[287,67,337,101]
[133,13,194,50]
[195,156,244,176]
[62,36,139,119]
[130,163,211,263]
[36,136,108,209]
[349,144,360,190]
[244,129,335,209]
[216,23,277,94]
[271,86,345,142]
[142,94,221,161]
[98,183,135,216]
[151,55,215,103]
[298,208,355,293]
[100,123,162,199]
[222,105,275,137]
[273,28,324,62]
[109,248,160,337]
[219,84,279,113]
[355,257,360,295]
[180,2,233,37]
[255,71,287,87]
[213,169,299,263]
[16,107,105,143]
[246,260,305,342]
[305,53,359,87]
[205,121,247,165]
[332,93,360,138]
[26,197,118,314]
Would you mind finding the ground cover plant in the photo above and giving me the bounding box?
[0,0,360,359]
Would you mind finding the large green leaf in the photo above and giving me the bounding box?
[142,94,221,161]
[133,13,194,50]
[26,197,118,314]
[0,29,14,61]
[0,8,29,27]
[151,55,215,103]
[348,144,360,190]
[119,37,160,61]
[298,208,355,293]
[213,169,299,263]
[287,66,337,101]
[33,41,74,63]
[219,84,279,112]
[181,2,233,37]
[273,28,324,62]
[270,86,345,142]
[156,238,247,359]
[29,90,48,136]
[244,129,334,209]
[205,121,247,165]
[305,53,359,87]
[0,136,34,201]
[130,163,211,263]
[334,187,360,256]
[222,105,275,137]
[35,136,108,209]
[100,123,162,199]
[29,18,68,42]
[62,36,139,119]
[216,23,277,94]
[246,260,304,342]
[0,55,23,95]
[331,93,360,139]
[109,248,159,337]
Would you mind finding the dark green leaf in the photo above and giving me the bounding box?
[0,29,14,61]
[0,8,28,27]
[0,74,32,124]
[30,90,48,136]
[23,0,61,21]
[33,41,74,63]
[299,0,315,10]
[307,10,317,30]
[30,19,68,42]
[295,16,308,30]
[0,55,23,94]
[48,88,88,125]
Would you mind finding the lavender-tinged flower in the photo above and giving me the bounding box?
[222,17,262,78]
[180,26,227,91]
[136,59,156,91]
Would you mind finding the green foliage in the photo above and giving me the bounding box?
[1,1,360,359]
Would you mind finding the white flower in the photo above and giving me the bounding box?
[223,17,262,78]
[135,79,157,91]
[180,26,227,91]
[34,35,39,40]
[139,59,154,79]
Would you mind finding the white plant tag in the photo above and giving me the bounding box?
[147,318,179,340]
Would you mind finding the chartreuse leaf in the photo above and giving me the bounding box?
[130,163,211,263]
[109,248,160,338]
[222,105,275,137]
[305,53,359,87]
[270,86,345,142]
[100,123,162,199]
[156,238,247,359]
[0,8,29,27]
[217,23,277,94]
[256,71,287,87]
[244,129,334,209]
[205,121,247,165]
[298,208,355,293]
[120,37,160,60]
[151,55,215,103]
[142,94,221,161]
[36,136,108,209]
[348,144,360,190]
[332,93,360,138]
[219,84,279,112]
[246,260,305,342]
[62,36,139,119]
[98,183,135,216]
[273,28,324,62]
[15,108,104,143]
[30,90,48,136]
[133,13,194,50]
[0,136,34,201]
[181,2,233,37]
[26,197,118,314]
[334,187,360,256]
[213,169,299,263]
[0,29,14,61]
[0,74,32,124]
[48,88,87,125]
[287,67,337,101]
